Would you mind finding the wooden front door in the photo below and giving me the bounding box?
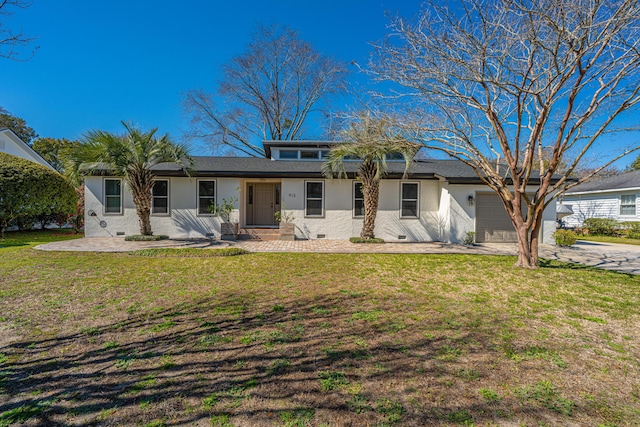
[253,183,276,226]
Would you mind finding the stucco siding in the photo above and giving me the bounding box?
[84,176,242,238]
[446,185,556,244]
[84,175,556,244]
[280,179,442,241]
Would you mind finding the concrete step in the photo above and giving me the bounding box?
[237,227,280,241]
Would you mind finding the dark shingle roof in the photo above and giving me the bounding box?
[147,156,486,182]
[88,155,560,185]
[566,170,640,194]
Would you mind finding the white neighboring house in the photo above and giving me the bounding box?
[562,170,640,227]
[82,140,558,244]
[0,128,54,170]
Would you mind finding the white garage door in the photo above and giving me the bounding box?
[476,193,518,243]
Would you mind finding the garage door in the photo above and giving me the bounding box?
[476,193,518,243]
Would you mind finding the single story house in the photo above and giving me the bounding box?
[83,140,557,244]
[0,128,53,170]
[562,170,640,227]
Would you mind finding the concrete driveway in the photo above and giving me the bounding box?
[538,240,640,275]
[34,238,640,275]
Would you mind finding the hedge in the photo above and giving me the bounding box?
[0,152,77,234]
[582,217,640,239]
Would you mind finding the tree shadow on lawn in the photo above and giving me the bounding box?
[0,291,600,426]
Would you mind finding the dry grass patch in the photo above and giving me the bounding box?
[0,232,639,425]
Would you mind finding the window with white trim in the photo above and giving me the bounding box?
[152,180,169,215]
[620,194,636,216]
[401,182,419,218]
[353,182,365,217]
[198,180,215,215]
[305,181,324,217]
[104,178,122,214]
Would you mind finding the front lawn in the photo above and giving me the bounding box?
[0,229,82,248]
[0,232,639,426]
[577,235,640,246]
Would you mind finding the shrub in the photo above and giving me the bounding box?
[553,229,577,247]
[124,234,169,241]
[463,231,476,245]
[128,248,249,257]
[0,152,77,235]
[620,221,640,239]
[349,237,385,244]
[583,218,619,236]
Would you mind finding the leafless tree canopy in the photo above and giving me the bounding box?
[373,0,640,267]
[185,24,347,157]
[0,0,36,60]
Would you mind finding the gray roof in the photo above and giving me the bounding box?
[87,156,559,184]
[566,170,640,194]
[146,156,483,181]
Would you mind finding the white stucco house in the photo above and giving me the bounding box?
[0,128,53,170]
[562,170,640,227]
[83,140,557,244]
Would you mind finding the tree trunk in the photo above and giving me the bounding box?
[511,206,545,269]
[136,203,152,235]
[131,184,153,236]
[515,225,536,268]
[361,179,380,239]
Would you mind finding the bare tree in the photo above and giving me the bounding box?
[373,0,640,268]
[0,0,36,60]
[185,24,347,157]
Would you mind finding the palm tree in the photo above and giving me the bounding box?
[67,121,193,236]
[323,114,419,239]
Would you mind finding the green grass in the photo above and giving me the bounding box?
[577,235,640,246]
[128,247,250,257]
[515,380,576,415]
[0,229,81,248]
[0,230,639,426]
[318,371,348,391]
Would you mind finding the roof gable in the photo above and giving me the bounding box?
[0,128,54,170]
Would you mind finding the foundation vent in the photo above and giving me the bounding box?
[316,234,326,239]
[398,235,407,240]
[116,232,125,236]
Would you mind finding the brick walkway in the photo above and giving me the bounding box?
[34,237,515,255]
[233,239,515,255]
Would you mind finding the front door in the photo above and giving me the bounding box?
[253,183,277,226]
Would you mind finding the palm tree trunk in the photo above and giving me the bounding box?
[130,174,154,236]
[360,160,380,239]
[362,179,380,239]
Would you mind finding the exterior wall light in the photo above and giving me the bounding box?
[468,195,475,206]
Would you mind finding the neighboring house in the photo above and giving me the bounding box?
[563,170,640,227]
[0,128,54,170]
[83,140,557,244]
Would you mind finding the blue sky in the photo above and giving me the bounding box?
[1,1,417,149]
[1,1,637,167]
